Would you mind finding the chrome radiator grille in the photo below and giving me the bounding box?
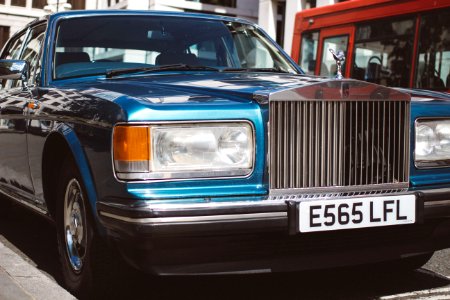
[269,100,410,190]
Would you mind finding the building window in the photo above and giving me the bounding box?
[276,1,285,46]
[306,0,316,9]
[68,0,85,10]
[0,26,9,50]
[187,0,237,8]
[184,8,236,17]
[11,0,26,6]
[32,0,47,9]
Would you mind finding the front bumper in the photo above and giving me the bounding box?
[97,189,450,274]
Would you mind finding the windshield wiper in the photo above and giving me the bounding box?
[106,63,220,78]
[222,67,291,73]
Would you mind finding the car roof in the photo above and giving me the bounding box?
[47,9,254,26]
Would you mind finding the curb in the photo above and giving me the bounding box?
[0,239,76,300]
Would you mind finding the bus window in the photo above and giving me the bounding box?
[415,9,450,90]
[320,35,348,77]
[352,18,414,87]
[300,31,318,75]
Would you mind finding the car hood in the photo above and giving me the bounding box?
[49,72,418,124]
[58,72,326,105]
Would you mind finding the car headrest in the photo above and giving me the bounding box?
[55,52,91,66]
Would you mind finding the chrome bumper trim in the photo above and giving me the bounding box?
[99,189,412,213]
[99,199,284,212]
[99,211,288,225]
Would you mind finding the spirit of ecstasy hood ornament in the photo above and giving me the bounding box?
[329,49,346,80]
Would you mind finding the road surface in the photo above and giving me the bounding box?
[1,204,450,300]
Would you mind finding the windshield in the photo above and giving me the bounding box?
[53,15,298,79]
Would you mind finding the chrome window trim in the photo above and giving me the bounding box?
[111,120,256,183]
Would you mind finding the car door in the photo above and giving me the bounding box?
[0,24,46,206]
[23,23,49,208]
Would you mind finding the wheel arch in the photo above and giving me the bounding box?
[42,123,99,223]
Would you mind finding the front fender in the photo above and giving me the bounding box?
[51,123,99,219]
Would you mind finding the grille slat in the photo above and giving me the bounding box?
[269,100,410,190]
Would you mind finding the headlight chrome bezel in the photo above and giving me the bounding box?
[112,121,256,182]
[415,118,450,169]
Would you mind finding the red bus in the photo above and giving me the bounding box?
[291,0,450,91]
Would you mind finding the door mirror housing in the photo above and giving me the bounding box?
[0,59,29,82]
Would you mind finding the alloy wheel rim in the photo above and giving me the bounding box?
[63,178,87,273]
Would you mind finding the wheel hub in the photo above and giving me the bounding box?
[64,179,87,273]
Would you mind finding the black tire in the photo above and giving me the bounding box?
[56,157,116,299]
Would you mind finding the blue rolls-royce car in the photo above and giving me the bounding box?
[2,10,450,297]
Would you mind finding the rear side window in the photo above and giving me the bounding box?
[415,9,450,90]
[352,18,415,87]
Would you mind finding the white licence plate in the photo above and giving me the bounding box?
[299,194,416,233]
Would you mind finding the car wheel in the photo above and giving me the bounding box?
[56,158,115,299]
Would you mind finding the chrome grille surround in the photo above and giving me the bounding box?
[265,80,411,194]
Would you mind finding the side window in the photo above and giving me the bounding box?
[320,35,348,77]
[299,31,319,75]
[415,9,450,90]
[352,18,414,87]
[20,24,46,86]
[0,31,27,90]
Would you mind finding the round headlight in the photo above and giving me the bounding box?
[416,124,437,157]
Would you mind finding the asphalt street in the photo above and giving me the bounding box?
[1,204,450,300]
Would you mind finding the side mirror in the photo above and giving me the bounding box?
[0,59,29,83]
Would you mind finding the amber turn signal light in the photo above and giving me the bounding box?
[113,126,150,162]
